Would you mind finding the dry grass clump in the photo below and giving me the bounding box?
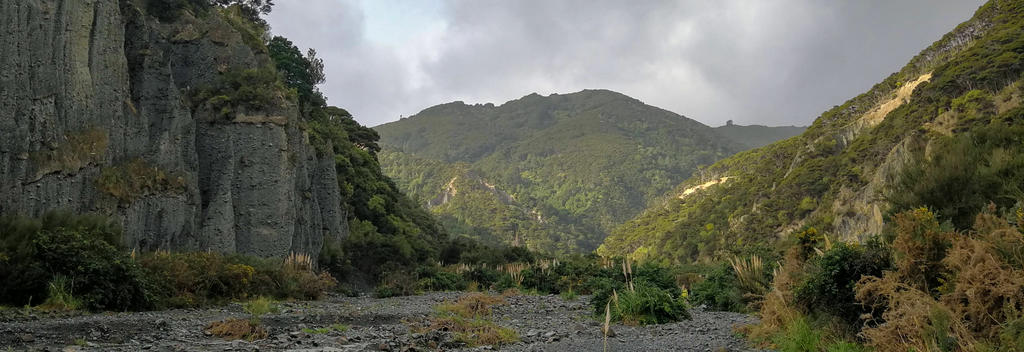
[437,293,507,318]
[500,288,522,297]
[427,316,519,347]
[30,128,108,178]
[425,293,518,347]
[206,318,268,341]
[96,158,186,203]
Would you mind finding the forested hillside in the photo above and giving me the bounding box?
[376,90,742,253]
[600,0,1024,264]
[713,122,806,149]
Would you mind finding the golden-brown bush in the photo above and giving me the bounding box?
[891,208,953,294]
[856,275,975,352]
[940,211,1024,339]
[751,206,1024,350]
[854,208,1024,350]
[747,247,804,342]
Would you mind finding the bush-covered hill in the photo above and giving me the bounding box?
[713,122,806,149]
[375,90,744,253]
[600,0,1024,264]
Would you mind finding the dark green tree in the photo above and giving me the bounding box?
[268,36,327,108]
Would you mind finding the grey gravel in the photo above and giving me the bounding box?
[0,292,766,351]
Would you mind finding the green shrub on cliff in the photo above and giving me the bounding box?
[191,66,293,119]
[96,159,187,204]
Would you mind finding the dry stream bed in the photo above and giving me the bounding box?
[1,292,761,351]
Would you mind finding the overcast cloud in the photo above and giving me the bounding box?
[267,0,985,127]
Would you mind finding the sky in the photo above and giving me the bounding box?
[267,0,986,128]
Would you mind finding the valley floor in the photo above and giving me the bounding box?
[0,292,761,351]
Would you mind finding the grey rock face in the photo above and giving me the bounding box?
[0,0,346,258]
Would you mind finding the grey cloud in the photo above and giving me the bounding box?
[268,0,985,127]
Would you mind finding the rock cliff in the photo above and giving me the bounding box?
[0,0,347,257]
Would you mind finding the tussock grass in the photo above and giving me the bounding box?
[436,293,506,319]
[39,275,81,311]
[96,158,186,203]
[284,252,313,271]
[207,296,279,341]
[242,296,279,317]
[424,293,518,347]
[609,282,689,325]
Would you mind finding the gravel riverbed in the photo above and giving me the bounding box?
[0,292,765,351]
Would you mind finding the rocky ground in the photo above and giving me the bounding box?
[0,292,764,351]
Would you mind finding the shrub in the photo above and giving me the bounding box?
[888,125,1024,230]
[519,267,558,294]
[689,264,745,312]
[145,0,210,22]
[373,285,399,299]
[35,227,154,311]
[493,274,518,292]
[374,271,418,298]
[218,5,270,53]
[633,262,681,296]
[464,266,502,289]
[794,240,890,326]
[588,276,625,316]
[609,281,689,325]
[940,210,1024,341]
[856,270,976,351]
[0,212,154,311]
[589,261,687,317]
[191,66,292,120]
[1,213,337,311]
[416,266,466,291]
[141,252,251,306]
[890,208,953,294]
[140,251,336,307]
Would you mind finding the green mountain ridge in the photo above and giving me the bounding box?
[375,89,800,253]
[600,0,1024,264]
[713,123,807,149]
